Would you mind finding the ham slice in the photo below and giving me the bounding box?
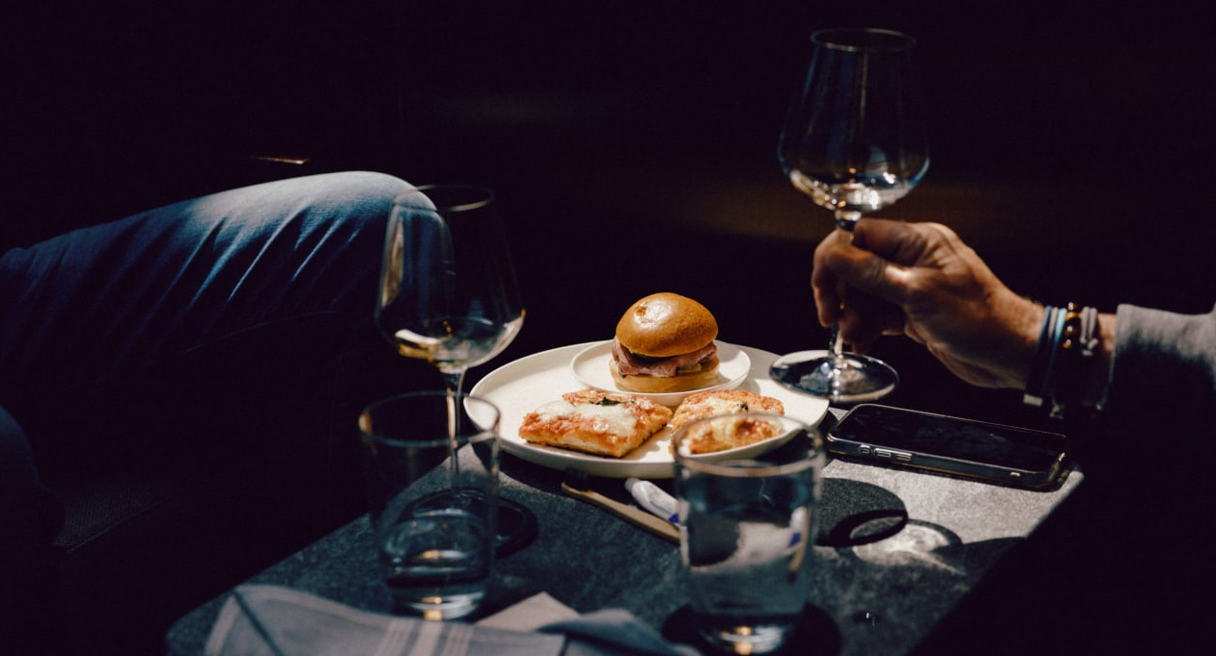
[611,338,717,377]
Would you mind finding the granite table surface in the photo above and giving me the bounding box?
[164,417,1082,656]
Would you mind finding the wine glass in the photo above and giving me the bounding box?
[376,184,525,399]
[770,28,929,403]
[376,184,535,556]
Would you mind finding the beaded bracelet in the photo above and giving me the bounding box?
[1023,302,1101,418]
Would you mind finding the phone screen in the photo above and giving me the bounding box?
[830,404,1067,473]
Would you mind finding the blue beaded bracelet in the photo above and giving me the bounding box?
[1024,302,1101,418]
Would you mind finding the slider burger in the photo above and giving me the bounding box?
[610,292,720,394]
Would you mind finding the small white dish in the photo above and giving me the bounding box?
[569,340,751,407]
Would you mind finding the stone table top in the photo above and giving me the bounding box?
[165,433,1081,656]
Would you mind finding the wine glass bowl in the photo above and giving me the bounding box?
[770,28,929,403]
[377,184,525,397]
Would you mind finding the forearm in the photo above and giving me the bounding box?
[1102,303,1216,425]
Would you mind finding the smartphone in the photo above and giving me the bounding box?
[827,404,1071,490]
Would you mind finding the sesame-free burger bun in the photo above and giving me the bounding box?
[614,292,718,357]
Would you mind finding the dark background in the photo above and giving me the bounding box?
[7,2,1214,403]
[4,1,1215,653]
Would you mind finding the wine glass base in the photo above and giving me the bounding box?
[769,350,898,404]
[494,498,538,556]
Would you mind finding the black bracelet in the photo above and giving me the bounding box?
[1050,304,1101,418]
[1023,305,1062,407]
[1024,302,1101,419]
[1049,303,1084,418]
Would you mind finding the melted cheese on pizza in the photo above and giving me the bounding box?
[519,389,673,458]
[679,415,785,455]
[670,389,785,429]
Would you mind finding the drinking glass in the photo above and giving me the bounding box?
[672,413,826,654]
[358,391,501,620]
[376,184,525,398]
[770,28,929,403]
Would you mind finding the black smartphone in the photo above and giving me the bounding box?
[827,404,1071,490]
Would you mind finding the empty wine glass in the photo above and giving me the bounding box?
[770,28,929,403]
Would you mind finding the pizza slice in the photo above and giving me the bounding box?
[671,389,785,454]
[519,389,673,458]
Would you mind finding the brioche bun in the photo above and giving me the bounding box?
[612,293,720,394]
[615,292,717,357]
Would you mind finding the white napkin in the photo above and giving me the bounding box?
[204,585,699,656]
[476,591,579,631]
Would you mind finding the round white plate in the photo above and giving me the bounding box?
[569,340,751,407]
[470,342,830,479]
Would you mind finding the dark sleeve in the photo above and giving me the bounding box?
[1103,302,1216,431]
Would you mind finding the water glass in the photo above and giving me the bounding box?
[672,414,825,654]
[357,391,501,620]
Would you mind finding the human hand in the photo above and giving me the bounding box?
[811,218,1043,389]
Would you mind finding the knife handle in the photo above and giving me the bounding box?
[561,482,680,544]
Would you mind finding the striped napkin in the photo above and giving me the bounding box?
[204,585,697,656]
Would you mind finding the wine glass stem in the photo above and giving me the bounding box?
[441,368,467,483]
[834,209,862,230]
[829,212,862,363]
[829,323,847,365]
[441,370,466,398]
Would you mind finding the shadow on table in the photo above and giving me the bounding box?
[818,479,909,547]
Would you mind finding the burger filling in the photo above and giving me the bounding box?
[611,338,717,377]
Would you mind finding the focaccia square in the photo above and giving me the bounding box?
[519,389,674,458]
[671,390,785,454]
[670,389,785,429]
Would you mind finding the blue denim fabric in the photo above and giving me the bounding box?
[0,170,411,647]
[1,171,410,390]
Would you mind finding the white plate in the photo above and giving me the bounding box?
[470,342,830,479]
[570,340,751,407]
